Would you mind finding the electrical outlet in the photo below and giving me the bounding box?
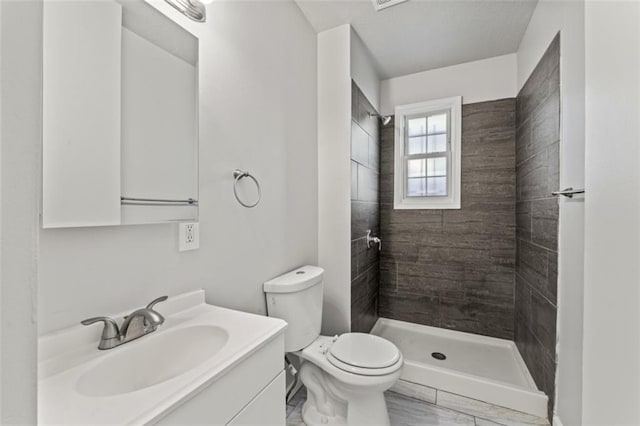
[179,222,199,252]
[186,224,195,243]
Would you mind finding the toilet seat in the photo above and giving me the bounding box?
[326,333,402,376]
[298,335,403,383]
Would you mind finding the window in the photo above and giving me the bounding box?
[394,96,462,209]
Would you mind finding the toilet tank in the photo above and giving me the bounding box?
[263,265,324,352]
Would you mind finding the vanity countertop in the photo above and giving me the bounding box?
[38,290,287,425]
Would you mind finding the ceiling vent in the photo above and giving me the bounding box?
[372,0,408,11]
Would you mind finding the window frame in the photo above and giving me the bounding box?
[393,96,462,210]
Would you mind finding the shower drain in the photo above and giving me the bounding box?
[431,352,446,360]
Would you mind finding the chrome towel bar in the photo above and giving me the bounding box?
[551,187,585,198]
[121,197,198,206]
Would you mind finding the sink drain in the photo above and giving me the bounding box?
[431,352,446,361]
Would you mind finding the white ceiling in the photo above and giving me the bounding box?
[295,0,538,79]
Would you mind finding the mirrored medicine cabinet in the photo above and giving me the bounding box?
[42,0,199,228]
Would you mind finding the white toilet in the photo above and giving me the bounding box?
[264,265,403,426]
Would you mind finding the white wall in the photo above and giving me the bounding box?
[380,54,517,115]
[583,2,640,425]
[38,0,318,333]
[0,1,40,422]
[317,24,351,335]
[350,28,380,112]
[516,2,585,425]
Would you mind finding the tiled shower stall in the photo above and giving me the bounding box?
[349,35,560,419]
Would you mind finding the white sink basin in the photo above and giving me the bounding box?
[76,325,228,397]
[38,290,287,425]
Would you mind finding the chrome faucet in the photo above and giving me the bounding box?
[366,229,382,251]
[81,296,168,350]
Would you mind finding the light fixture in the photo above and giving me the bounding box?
[369,112,392,126]
[371,0,408,12]
[164,0,207,22]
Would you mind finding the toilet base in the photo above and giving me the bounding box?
[301,401,347,426]
[299,361,393,426]
[344,392,390,426]
[300,360,347,426]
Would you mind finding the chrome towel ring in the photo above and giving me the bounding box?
[233,169,261,208]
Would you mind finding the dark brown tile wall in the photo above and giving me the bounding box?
[351,81,380,333]
[515,33,560,421]
[379,98,517,340]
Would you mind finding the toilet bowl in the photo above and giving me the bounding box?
[296,334,403,426]
[263,266,403,426]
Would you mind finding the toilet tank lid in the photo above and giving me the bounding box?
[263,265,324,293]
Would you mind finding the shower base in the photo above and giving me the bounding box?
[371,318,548,419]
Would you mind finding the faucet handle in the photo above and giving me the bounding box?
[146,295,168,311]
[81,316,120,340]
[365,229,382,251]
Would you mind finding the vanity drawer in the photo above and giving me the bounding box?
[227,371,285,426]
[153,333,284,425]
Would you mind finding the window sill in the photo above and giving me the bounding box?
[393,198,461,210]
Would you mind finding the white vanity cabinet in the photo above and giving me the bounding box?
[227,372,286,426]
[155,333,286,426]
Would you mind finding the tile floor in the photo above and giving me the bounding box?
[286,387,548,426]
